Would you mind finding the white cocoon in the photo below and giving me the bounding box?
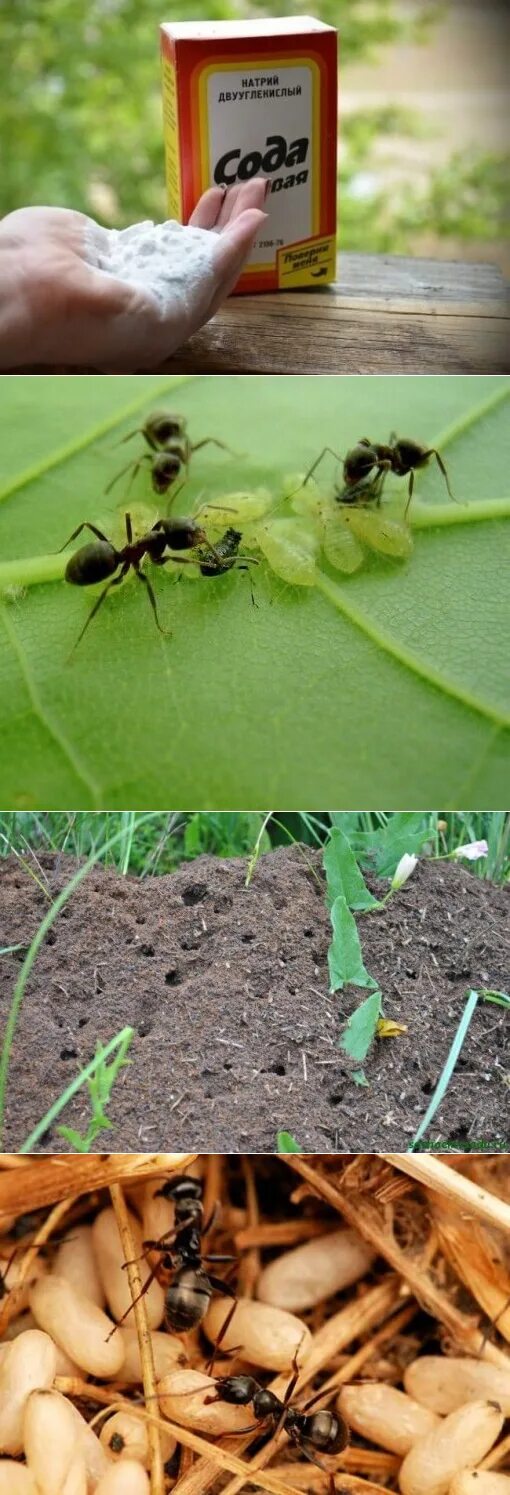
[29,1275,124,1377]
[404,1356,510,1416]
[23,1389,84,1495]
[94,1461,150,1495]
[55,1226,105,1308]
[338,1383,439,1456]
[91,1207,165,1328]
[0,1329,57,1455]
[257,1228,375,1311]
[204,1296,312,1371]
[399,1400,504,1495]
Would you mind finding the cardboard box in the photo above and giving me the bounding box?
[161,16,338,293]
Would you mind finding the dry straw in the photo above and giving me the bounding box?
[0,1151,509,1495]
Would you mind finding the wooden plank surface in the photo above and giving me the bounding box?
[9,252,509,376]
[161,252,509,376]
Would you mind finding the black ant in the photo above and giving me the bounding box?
[108,1175,239,1366]
[204,1351,348,1494]
[59,509,250,652]
[301,434,454,516]
[106,412,235,499]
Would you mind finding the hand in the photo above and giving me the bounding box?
[0,181,268,370]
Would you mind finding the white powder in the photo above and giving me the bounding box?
[85,218,217,316]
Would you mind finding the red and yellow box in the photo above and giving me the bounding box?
[160,16,338,294]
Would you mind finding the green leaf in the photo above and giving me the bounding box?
[328,895,379,992]
[482,988,510,1008]
[323,826,381,909]
[0,375,508,808]
[340,990,383,1061]
[352,1068,370,1086]
[276,1131,302,1153]
[354,813,435,876]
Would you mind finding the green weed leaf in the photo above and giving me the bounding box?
[353,812,436,876]
[323,826,381,909]
[0,375,508,807]
[328,894,379,992]
[340,990,383,1061]
[276,1131,302,1153]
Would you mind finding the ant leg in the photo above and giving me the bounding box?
[165,479,187,516]
[191,437,238,458]
[204,1284,238,1375]
[125,512,133,544]
[134,565,170,637]
[202,1253,237,1265]
[104,455,148,496]
[302,445,344,487]
[68,564,128,657]
[372,464,391,506]
[429,449,456,502]
[117,428,157,449]
[235,562,258,608]
[56,521,111,554]
[404,469,415,519]
[105,1261,161,1341]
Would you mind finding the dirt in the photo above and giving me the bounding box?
[0,847,508,1153]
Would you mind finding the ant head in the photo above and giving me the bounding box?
[156,1175,202,1204]
[215,1375,258,1406]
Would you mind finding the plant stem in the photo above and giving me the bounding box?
[0,812,160,1146]
[20,1028,134,1153]
[0,554,67,589]
[408,496,510,528]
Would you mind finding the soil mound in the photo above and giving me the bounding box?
[1,846,508,1151]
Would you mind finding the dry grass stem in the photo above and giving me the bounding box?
[383,1154,510,1232]
[109,1180,165,1495]
[0,1153,195,1217]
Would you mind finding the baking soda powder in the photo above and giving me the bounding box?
[85,218,217,316]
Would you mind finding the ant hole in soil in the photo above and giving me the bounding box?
[181,883,208,906]
[77,1018,88,1028]
[45,931,57,946]
[60,1047,78,1061]
[138,1021,152,1037]
[303,927,314,937]
[241,931,255,943]
[139,943,155,957]
[329,1093,344,1106]
[165,969,181,986]
[135,915,146,925]
[421,1080,434,1095]
[269,1063,286,1076]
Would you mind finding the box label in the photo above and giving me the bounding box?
[200,61,317,268]
[277,234,336,287]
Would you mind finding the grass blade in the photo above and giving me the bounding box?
[409,988,481,1150]
[20,1027,134,1153]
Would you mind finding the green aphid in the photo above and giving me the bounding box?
[255,517,319,586]
[344,508,413,559]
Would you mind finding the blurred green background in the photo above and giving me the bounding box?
[1,0,508,271]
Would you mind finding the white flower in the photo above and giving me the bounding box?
[391,853,418,890]
[451,839,488,861]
